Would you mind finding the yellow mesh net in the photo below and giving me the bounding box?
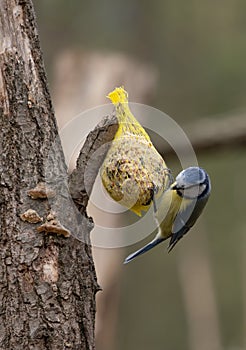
[101,87,171,216]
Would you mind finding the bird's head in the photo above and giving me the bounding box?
[170,167,211,199]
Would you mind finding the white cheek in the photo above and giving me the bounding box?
[183,184,206,198]
[183,187,199,198]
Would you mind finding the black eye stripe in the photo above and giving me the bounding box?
[176,183,207,199]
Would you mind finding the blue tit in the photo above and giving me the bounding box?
[124,167,211,264]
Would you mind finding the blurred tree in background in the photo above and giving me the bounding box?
[33,1,246,349]
[35,0,246,119]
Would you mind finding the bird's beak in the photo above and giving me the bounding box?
[170,181,178,190]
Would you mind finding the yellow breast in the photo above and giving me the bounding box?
[155,190,183,239]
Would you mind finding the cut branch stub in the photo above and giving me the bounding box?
[69,114,118,212]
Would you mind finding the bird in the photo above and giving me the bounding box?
[124,167,211,263]
[100,87,172,216]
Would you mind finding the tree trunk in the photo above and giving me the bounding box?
[0,0,111,348]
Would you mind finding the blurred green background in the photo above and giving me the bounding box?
[33,1,246,349]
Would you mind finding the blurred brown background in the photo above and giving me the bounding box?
[33,1,246,349]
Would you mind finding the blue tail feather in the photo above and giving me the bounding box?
[124,237,164,264]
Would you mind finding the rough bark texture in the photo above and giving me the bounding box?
[0,0,116,349]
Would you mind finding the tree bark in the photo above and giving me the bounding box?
[0,0,113,348]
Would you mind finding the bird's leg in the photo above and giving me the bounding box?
[164,168,174,188]
[152,184,158,214]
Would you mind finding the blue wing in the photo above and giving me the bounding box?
[168,194,209,252]
[168,221,190,252]
[124,236,165,264]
